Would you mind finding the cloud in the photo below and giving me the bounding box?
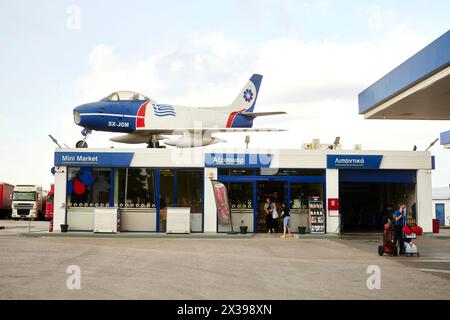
[303,1,329,16]
[365,5,395,31]
[76,26,428,106]
[0,113,10,125]
[366,5,383,31]
[75,32,252,106]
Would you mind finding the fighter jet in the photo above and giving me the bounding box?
[73,74,286,148]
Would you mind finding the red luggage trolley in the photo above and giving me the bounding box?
[378,220,397,256]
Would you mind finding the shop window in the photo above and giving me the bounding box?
[218,182,254,233]
[228,182,253,209]
[67,167,111,207]
[116,168,157,232]
[117,168,157,208]
[290,183,324,210]
[176,171,203,213]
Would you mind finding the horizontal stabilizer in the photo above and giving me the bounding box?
[240,111,286,118]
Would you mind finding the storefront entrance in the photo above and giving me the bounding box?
[256,181,286,232]
[339,170,417,233]
[217,168,325,233]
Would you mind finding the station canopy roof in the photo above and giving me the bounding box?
[358,30,450,121]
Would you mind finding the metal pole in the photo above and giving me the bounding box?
[425,138,439,151]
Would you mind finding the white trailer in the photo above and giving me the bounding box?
[11,185,43,220]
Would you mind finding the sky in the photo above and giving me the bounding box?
[0,0,449,188]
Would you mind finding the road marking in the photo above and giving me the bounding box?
[419,268,450,274]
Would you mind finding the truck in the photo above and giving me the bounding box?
[11,185,43,220]
[0,183,14,218]
[45,184,55,220]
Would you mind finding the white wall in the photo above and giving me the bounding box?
[53,166,67,232]
[326,169,340,234]
[203,167,218,232]
[416,170,433,232]
[432,200,450,227]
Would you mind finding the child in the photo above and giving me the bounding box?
[280,202,291,238]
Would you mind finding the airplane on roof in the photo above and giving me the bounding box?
[73,74,286,148]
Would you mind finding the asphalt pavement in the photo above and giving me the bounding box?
[0,220,449,299]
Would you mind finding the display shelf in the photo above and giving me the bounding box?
[308,196,325,234]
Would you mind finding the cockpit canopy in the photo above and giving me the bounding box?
[103,91,149,102]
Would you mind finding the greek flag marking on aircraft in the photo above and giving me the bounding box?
[153,104,176,117]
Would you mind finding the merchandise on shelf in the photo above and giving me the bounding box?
[308,196,325,234]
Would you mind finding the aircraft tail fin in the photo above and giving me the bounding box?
[227,74,262,113]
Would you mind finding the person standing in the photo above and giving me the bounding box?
[394,203,406,255]
[264,197,276,233]
[270,200,279,232]
[280,202,291,238]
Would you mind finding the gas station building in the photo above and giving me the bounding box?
[52,148,434,234]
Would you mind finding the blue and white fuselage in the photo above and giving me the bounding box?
[73,74,286,148]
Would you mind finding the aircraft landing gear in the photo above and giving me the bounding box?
[76,128,91,148]
[76,140,88,148]
[146,134,165,148]
[147,134,159,148]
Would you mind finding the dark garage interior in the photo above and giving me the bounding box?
[339,170,417,233]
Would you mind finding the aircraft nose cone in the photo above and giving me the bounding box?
[73,109,81,125]
[73,103,91,125]
[73,105,84,125]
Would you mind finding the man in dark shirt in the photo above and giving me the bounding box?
[394,204,406,255]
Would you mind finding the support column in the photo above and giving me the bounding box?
[326,169,340,234]
[53,166,67,232]
[416,169,433,233]
[203,167,218,233]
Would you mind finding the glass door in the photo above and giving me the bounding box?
[256,181,287,232]
[159,169,175,232]
[176,170,203,232]
[159,169,204,233]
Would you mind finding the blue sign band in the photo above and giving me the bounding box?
[327,155,383,169]
[205,153,272,168]
[55,152,134,167]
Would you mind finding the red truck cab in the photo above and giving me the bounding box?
[0,183,14,218]
[45,184,54,220]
